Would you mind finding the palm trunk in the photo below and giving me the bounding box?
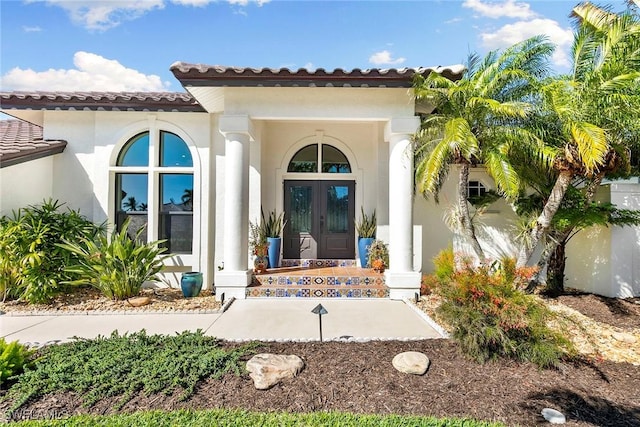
[530,172,605,289]
[458,163,485,262]
[546,240,566,296]
[517,169,573,267]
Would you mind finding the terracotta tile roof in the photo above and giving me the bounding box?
[0,120,67,168]
[170,63,465,88]
[0,91,206,112]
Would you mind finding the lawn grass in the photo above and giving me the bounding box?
[10,408,506,426]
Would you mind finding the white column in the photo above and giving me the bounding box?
[215,115,254,300]
[384,117,421,300]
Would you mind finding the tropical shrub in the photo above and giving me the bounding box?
[59,220,167,300]
[0,200,103,303]
[433,250,573,368]
[0,338,34,386]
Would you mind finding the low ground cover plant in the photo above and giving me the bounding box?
[3,331,256,417]
[429,248,574,368]
[9,409,505,426]
[0,200,104,303]
[59,219,167,300]
[0,339,34,387]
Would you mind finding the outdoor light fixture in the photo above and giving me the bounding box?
[311,303,328,342]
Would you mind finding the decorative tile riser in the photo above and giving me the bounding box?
[246,286,389,298]
[280,259,358,268]
[252,275,385,287]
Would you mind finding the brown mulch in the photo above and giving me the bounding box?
[549,290,640,330]
[0,287,222,314]
[2,292,640,426]
[4,340,640,426]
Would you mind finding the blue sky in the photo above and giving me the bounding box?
[0,0,630,94]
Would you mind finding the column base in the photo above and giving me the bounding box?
[384,270,421,300]
[214,270,252,301]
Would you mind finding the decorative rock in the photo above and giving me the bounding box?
[392,351,430,375]
[127,296,152,307]
[612,332,637,344]
[541,408,566,424]
[246,353,305,390]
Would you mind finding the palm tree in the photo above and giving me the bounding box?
[516,1,640,267]
[122,196,138,212]
[413,36,554,262]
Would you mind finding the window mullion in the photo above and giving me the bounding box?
[147,128,158,243]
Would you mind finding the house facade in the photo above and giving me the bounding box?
[1,63,638,299]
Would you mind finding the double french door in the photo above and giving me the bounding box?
[283,180,355,259]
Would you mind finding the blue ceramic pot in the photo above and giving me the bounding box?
[181,271,203,298]
[358,237,374,268]
[267,237,281,269]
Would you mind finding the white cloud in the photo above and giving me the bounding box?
[444,17,463,24]
[0,51,170,92]
[369,50,406,66]
[34,0,269,31]
[303,62,315,71]
[35,0,165,31]
[463,0,537,19]
[22,26,43,32]
[480,18,574,68]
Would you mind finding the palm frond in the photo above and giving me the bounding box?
[570,122,608,173]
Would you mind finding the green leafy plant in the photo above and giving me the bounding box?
[366,239,389,271]
[433,252,573,368]
[58,219,167,300]
[261,209,286,238]
[0,200,104,303]
[355,207,377,238]
[0,338,34,386]
[249,217,268,256]
[5,331,256,414]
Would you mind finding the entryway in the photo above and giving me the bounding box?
[283,180,355,260]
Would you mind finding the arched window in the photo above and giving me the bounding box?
[114,130,194,254]
[288,144,351,173]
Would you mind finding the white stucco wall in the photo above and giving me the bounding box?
[39,110,215,289]
[0,156,56,216]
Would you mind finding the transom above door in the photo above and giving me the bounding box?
[283,180,355,260]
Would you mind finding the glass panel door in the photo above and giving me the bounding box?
[283,181,317,259]
[283,180,355,260]
[318,181,355,259]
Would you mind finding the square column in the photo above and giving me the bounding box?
[384,117,421,299]
[215,115,254,300]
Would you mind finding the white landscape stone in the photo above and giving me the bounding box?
[541,408,566,424]
[392,351,430,375]
[611,332,637,344]
[246,353,305,390]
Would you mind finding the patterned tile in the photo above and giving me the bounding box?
[313,276,326,285]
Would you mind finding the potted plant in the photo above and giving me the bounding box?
[249,218,269,274]
[367,239,389,273]
[262,209,286,269]
[355,207,376,267]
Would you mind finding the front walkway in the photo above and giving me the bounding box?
[0,299,443,346]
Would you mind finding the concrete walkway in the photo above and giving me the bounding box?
[1,299,444,346]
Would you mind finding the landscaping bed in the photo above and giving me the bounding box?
[2,339,639,426]
[0,287,222,315]
[1,291,639,426]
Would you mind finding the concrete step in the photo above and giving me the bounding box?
[246,286,389,298]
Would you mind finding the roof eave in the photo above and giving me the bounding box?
[0,141,67,168]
